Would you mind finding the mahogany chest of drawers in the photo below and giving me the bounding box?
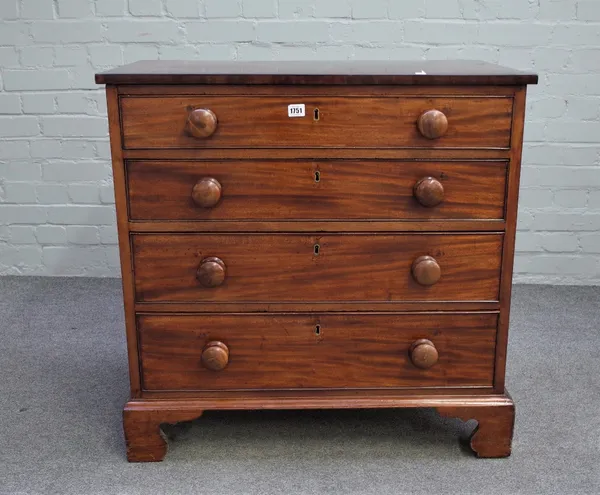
[96,61,537,462]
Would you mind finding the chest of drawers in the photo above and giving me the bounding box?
[96,60,537,462]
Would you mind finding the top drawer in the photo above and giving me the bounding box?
[119,95,513,150]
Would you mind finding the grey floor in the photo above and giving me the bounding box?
[1,277,598,495]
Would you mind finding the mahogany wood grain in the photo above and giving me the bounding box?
[96,61,536,462]
[96,60,538,86]
[408,339,439,369]
[134,301,501,313]
[121,147,511,161]
[123,392,514,461]
[417,109,449,139]
[495,87,527,393]
[132,233,502,303]
[185,108,218,138]
[201,341,229,371]
[141,387,511,406]
[191,177,222,208]
[411,255,442,286]
[137,313,497,391]
[139,387,497,400]
[105,86,141,397]
[118,84,521,98]
[438,396,515,458]
[127,160,508,222]
[128,220,506,233]
[196,256,226,288]
[120,95,513,150]
[413,176,445,207]
[123,403,203,462]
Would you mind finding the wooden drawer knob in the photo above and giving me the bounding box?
[411,255,441,286]
[192,177,222,208]
[185,108,218,138]
[196,257,226,288]
[417,109,448,139]
[201,341,229,371]
[414,176,444,207]
[409,339,439,369]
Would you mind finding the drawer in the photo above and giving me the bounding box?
[120,95,513,150]
[138,313,497,391]
[132,234,502,303]
[127,160,507,221]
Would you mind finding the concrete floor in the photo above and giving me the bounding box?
[1,277,598,494]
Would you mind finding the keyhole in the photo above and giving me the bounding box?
[314,243,320,255]
[314,171,320,182]
[314,108,320,121]
[315,325,321,336]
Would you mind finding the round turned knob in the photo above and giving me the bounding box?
[417,109,448,139]
[413,176,444,207]
[201,341,229,371]
[409,339,439,369]
[185,108,218,138]
[192,177,222,208]
[196,257,226,288]
[411,255,441,286]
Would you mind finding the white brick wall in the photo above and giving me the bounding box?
[0,0,599,284]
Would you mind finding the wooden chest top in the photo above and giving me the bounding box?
[96,60,537,86]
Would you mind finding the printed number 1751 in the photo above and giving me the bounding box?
[288,104,305,117]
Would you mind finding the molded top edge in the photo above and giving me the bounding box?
[95,60,538,85]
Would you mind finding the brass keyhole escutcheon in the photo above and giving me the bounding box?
[314,171,321,182]
[314,108,320,121]
[315,324,321,336]
[314,243,320,255]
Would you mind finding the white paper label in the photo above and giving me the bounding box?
[288,104,305,117]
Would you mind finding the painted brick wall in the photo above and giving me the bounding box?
[0,0,599,284]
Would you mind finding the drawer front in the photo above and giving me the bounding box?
[132,234,502,303]
[138,313,497,391]
[120,95,513,150]
[127,160,507,221]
